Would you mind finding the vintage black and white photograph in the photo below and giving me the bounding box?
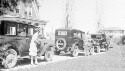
[0,0,125,71]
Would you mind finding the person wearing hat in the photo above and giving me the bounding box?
[29,27,40,65]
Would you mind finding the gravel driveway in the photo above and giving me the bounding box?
[1,43,125,71]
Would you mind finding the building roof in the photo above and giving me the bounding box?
[101,27,124,31]
[0,16,48,27]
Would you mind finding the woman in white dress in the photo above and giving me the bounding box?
[29,28,40,65]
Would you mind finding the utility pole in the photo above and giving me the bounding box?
[96,0,104,32]
[63,0,74,28]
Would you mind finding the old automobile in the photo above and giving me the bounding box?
[55,28,86,57]
[90,33,109,53]
[0,17,54,68]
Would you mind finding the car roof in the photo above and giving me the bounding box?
[0,17,46,28]
[90,33,105,35]
[56,28,85,33]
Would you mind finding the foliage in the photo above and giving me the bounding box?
[0,0,19,16]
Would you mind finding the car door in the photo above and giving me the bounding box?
[72,31,83,49]
[77,32,84,49]
[17,23,28,56]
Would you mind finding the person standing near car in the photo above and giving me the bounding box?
[84,32,90,56]
[29,27,40,65]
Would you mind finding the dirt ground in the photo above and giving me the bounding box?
[26,44,125,71]
[1,41,125,71]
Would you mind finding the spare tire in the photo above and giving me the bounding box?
[56,38,66,50]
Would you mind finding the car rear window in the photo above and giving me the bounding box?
[91,35,101,39]
[91,35,96,38]
[58,31,67,35]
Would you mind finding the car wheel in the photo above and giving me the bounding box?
[3,49,17,69]
[72,45,79,57]
[54,50,60,55]
[44,51,53,62]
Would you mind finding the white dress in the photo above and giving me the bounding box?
[29,32,38,56]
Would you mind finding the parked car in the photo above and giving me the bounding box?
[90,33,109,53]
[0,18,54,68]
[55,28,86,57]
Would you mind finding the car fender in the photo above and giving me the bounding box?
[0,44,12,51]
[46,44,54,51]
[0,41,20,55]
[70,42,79,51]
[38,44,54,56]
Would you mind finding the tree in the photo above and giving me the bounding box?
[0,0,19,16]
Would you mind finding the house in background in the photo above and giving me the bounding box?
[0,0,48,37]
[1,0,47,28]
[99,27,124,37]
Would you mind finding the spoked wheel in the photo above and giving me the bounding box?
[44,51,53,62]
[3,49,17,69]
[72,45,79,57]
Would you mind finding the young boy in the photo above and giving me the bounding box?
[29,28,40,65]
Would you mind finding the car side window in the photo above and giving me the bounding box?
[28,26,34,36]
[17,24,27,36]
[96,35,101,39]
[74,32,77,37]
[78,33,81,38]
[73,32,81,38]
[82,33,85,39]
[6,22,16,35]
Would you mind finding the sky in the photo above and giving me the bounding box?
[38,0,125,33]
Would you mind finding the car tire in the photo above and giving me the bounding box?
[54,50,60,55]
[72,45,79,57]
[56,38,66,50]
[3,49,18,69]
[44,51,53,62]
